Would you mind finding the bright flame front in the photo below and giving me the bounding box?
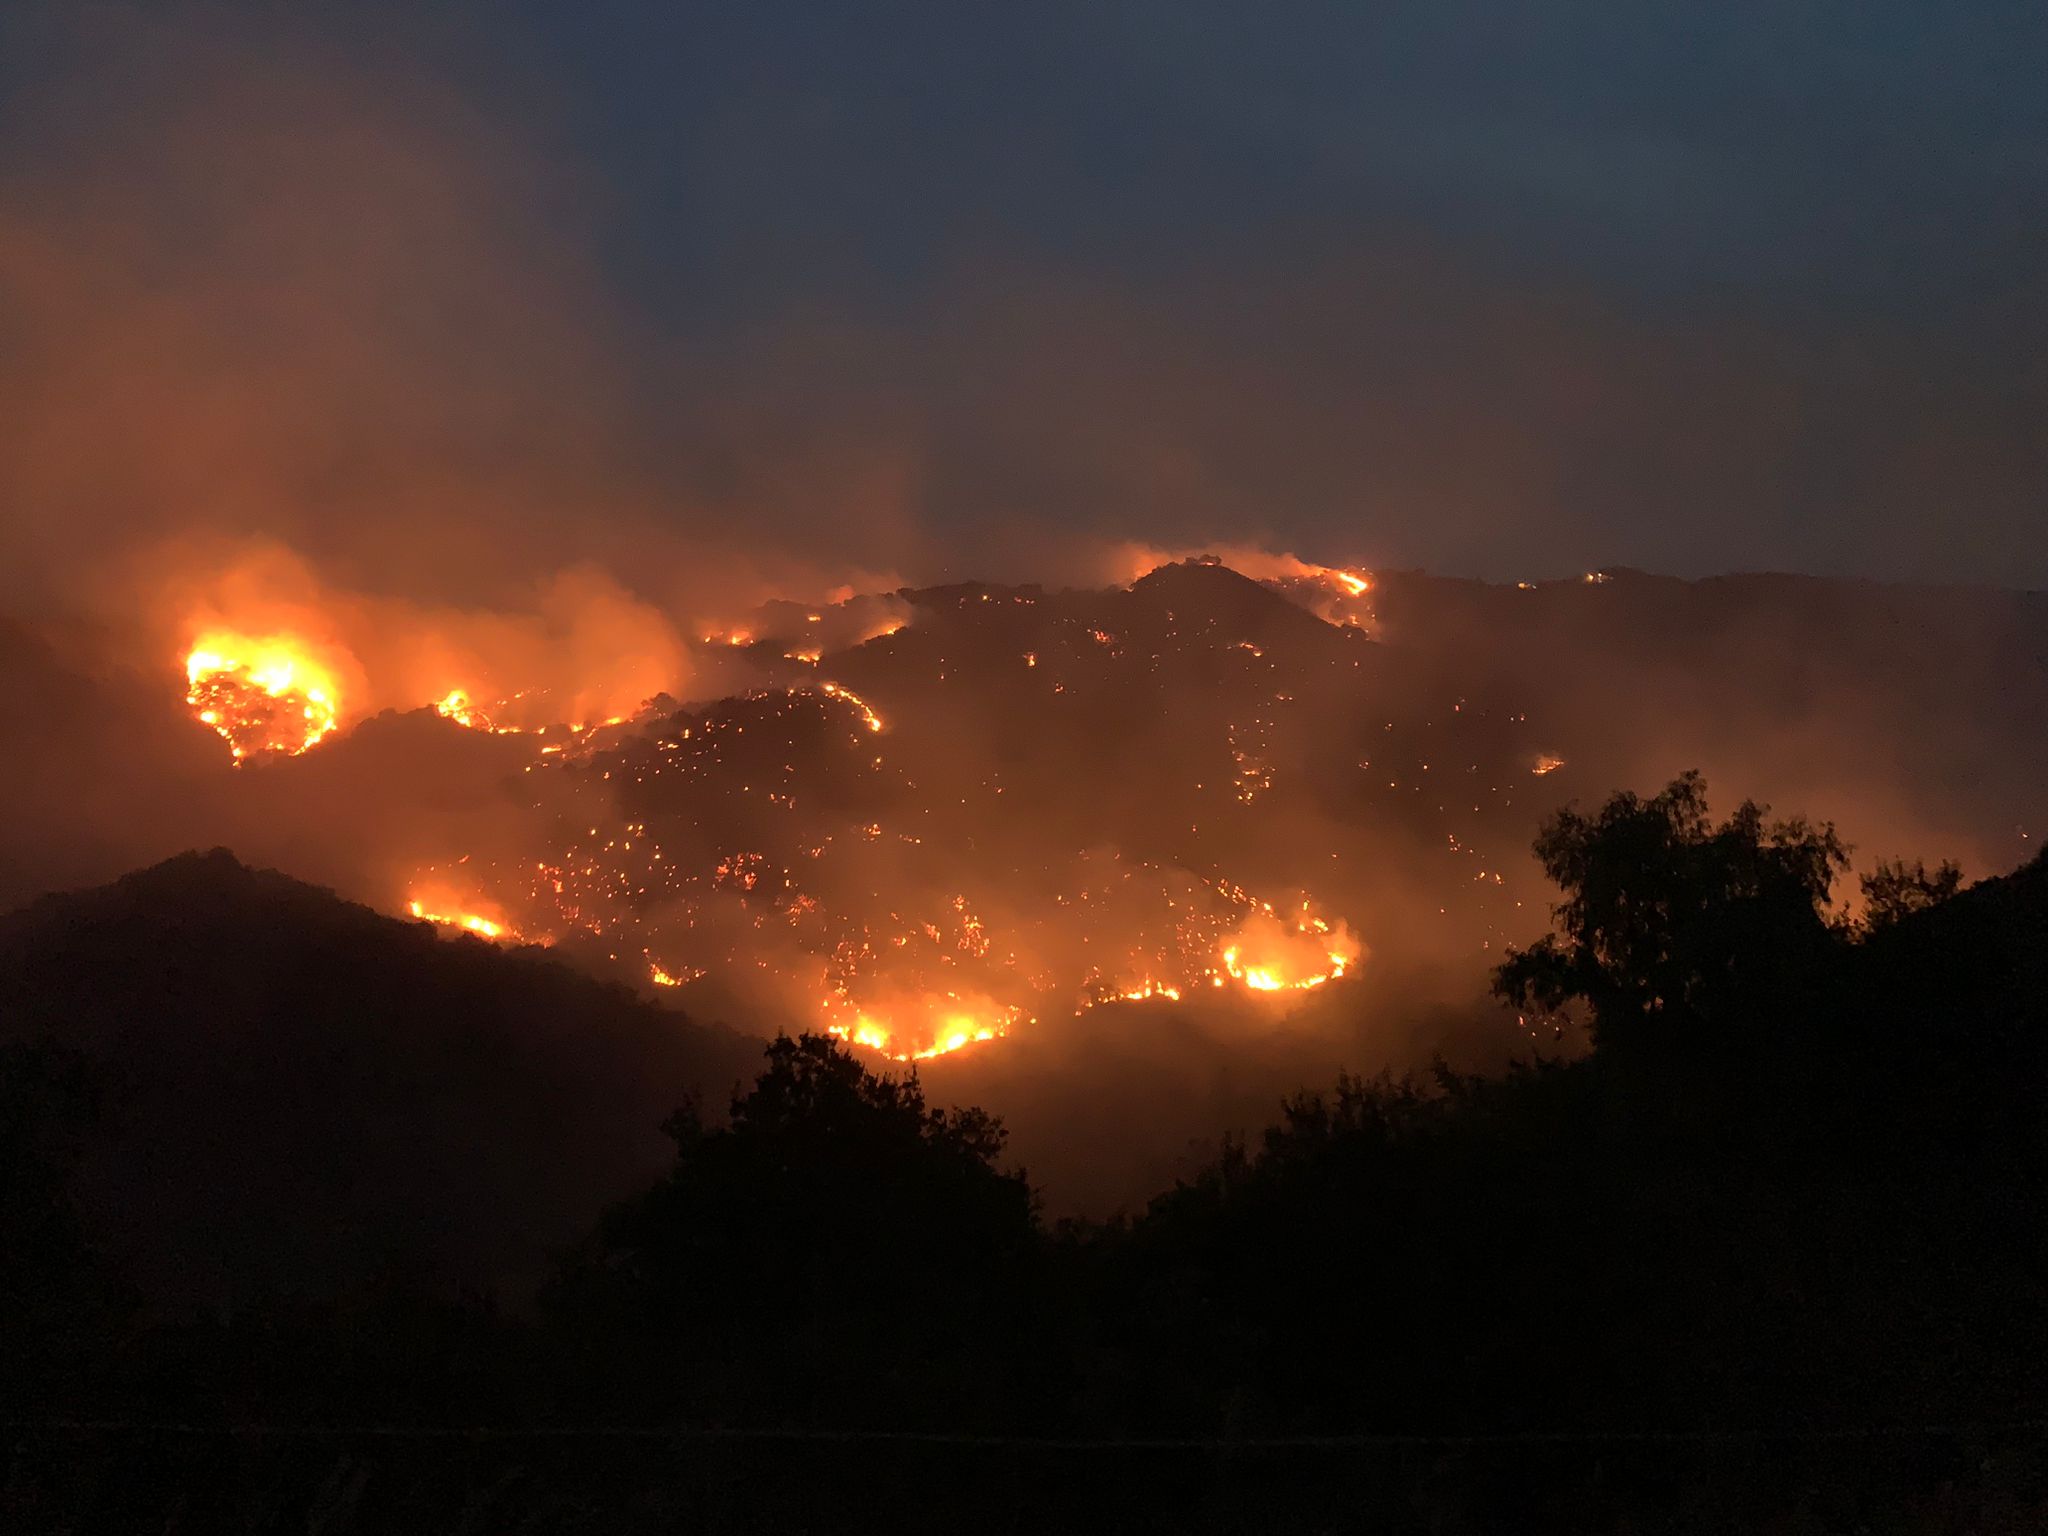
[185,633,341,760]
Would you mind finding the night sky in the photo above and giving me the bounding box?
[4,1,2044,592]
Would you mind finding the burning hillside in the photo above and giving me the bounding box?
[148,554,1544,1060]
[184,633,342,759]
[0,549,1992,1073]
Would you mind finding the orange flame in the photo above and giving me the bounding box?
[818,680,885,733]
[406,889,536,944]
[1217,905,1360,994]
[434,689,492,729]
[820,992,1020,1061]
[184,633,341,760]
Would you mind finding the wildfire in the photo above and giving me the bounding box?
[184,634,341,760]
[818,680,885,733]
[434,689,500,731]
[1299,566,1375,630]
[406,892,533,944]
[821,994,1020,1061]
[162,549,1558,1072]
[1114,544,1376,633]
[1217,905,1359,994]
[1079,978,1183,1010]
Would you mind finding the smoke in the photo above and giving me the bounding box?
[0,8,919,641]
[10,4,2045,627]
[150,540,691,729]
[1,17,610,605]
[2,6,2044,1220]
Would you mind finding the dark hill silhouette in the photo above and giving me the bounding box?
[0,621,228,909]
[0,850,760,1313]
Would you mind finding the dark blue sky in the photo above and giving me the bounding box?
[5,1,2044,590]
[492,0,2045,318]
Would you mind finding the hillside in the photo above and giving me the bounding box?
[0,850,760,1312]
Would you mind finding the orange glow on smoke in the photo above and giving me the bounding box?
[184,633,342,760]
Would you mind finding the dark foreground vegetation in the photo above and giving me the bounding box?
[5,775,2047,1531]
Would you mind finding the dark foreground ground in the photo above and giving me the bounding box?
[10,1422,2048,1534]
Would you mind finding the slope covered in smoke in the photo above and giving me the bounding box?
[0,850,760,1312]
[1373,568,2048,875]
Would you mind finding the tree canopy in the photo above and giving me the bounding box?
[552,1033,1039,1424]
[1493,771,1849,1050]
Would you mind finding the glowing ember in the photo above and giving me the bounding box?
[1079,978,1183,1010]
[184,634,341,760]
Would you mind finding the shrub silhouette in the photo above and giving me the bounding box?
[551,1032,1040,1426]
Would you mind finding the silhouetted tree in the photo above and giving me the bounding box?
[0,1036,125,1416]
[552,1033,1039,1425]
[1859,856,1964,931]
[1493,771,1848,1051]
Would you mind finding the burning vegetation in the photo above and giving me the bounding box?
[184,633,342,760]
[162,553,1573,1059]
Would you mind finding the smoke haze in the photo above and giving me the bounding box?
[2,3,2044,1216]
